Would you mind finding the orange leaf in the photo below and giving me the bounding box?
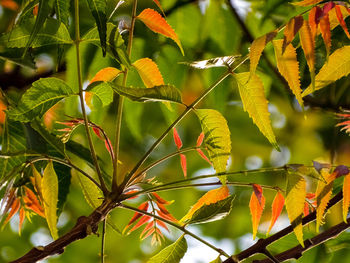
[335,5,350,39]
[196,132,205,147]
[304,202,310,217]
[249,184,265,239]
[196,149,212,165]
[152,0,165,15]
[315,170,334,232]
[319,13,331,58]
[173,128,182,149]
[90,67,122,84]
[125,202,149,230]
[140,222,154,239]
[273,39,303,109]
[292,0,323,6]
[249,31,277,77]
[180,154,187,178]
[300,19,316,90]
[19,208,25,234]
[156,219,169,232]
[283,16,304,53]
[0,0,19,11]
[4,198,20,226]
[343,173,350,222]
[267,191,285,235]
[133,58,164,88]
[152,192,173,205]
[137,9,184,55]
[127,215,151,235]
[23,188,45,218]
[157,209,177,222]
[309,6,323,39]
[181,186,229,223]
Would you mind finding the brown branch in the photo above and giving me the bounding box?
[223,191,343,263]
[10,199,117,263]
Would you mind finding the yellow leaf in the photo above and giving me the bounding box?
[90,67,122,84]
[329,5,350,33]
[343,173,350,222]
[299,19,315,90]
[285,171,306,247]
[302,46,350,96]
[273,39,303,110]
[249,184,265,239]
[31,164,43,201]
[315,170,335,232]
[282,16,303,53]
[249,31,277,77]
[42,161,59,240]
[181,186,229,223]
[133,58,164,88]
[196,109,231,182]
[292,0,323,6]
[137,8,183,55]
[234,72,278,150]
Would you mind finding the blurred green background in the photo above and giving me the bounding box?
[1,0,350,262]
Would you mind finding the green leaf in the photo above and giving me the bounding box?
[85,82,114,108]
[110,83,182,104]
[54,162,71,215]
[42,161,59,240]
[195,109,231,182]
[0,18,73,49]
[0,49,35,69]
[7,77,75,122]
[210,256,222,263]
[86,0,107,56]
[55,0,70,28]
[234,72,279,150]
[302,46,350,97]
[148,235,188,263]
[82,23,130,67]
[15,0,39,26]
[185,195,234,225]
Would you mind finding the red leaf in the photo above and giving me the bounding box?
[127,215,151,235]
[4,198,20,225]
[319,13,331,57]
[157,209,178,222]
[309,6,323,38]
[335,5,350,38]
[173,128,182,149]
[140,222,154,239]
[304,202,310,216]
[156,219,169,232]
[283,16,304,53]
[322,2,335,15]
[196,132,205,147]
[306,193,316,199]
[196,149,212,165]
[249,186,265,239]
[252,184,263,205]
[152,192,173,205]
[126,202,149,228]
[267,191,285,235]
[92,127,103,139]
[180,154,187,178]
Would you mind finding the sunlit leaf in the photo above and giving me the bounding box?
[309,6,323,39]
[147,235,187,263]
[42,161,59,240]
[137,8,183,55]
[335,5,350,38]
[3,198,20,226]
[299,19,316,90]
[210,256,222,263]
[267,191,285,235]
[173,128,182,149]
[343,173,350,222]
[55,0,70,28]
[250,184,265,239]
[285,171,306,247]
[292,0,323,6]
[234,72,279,150]
[249,31,277,77]
[195,109,231,181]
[283,16,303,53]
[181,186,229,224]
[152,0,164,14]
[31,164,43,201]
[182,56,240,69]
[133,58,164,88]
[302,46,350,96]
[85,82,114,109]
[124,202,149,233]
[180,154,187,178]
[319,13,331,58]
[90,67,122,84]
[196,132,204,147]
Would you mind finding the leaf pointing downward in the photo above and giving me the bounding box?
[42,161,59,240]
[267,191,285,235]
[343,173,350,222]
[133,58,164,88]
[234,72,278,150]
[250,184,265,239]
[137,9,183,55]
[148,235,187,263]
[282,16,304,53]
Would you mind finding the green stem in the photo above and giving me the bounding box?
[74,0,108,194]
[112,0,138,191]
[121,204,230,258]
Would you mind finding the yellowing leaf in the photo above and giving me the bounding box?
[42,161,59,240]
[285,171,306,247]
[329,5,350,32]
[249,31,277,77]
[283,16,304,53]
[273,40,303,109]
[90,67,122,84]
[234,72,278,150]
[343,173,350,222]
[319,13,331,58]
[302,46,350,96]
[292,0,323,6]
[31,164,43,201]
[137,9,183,55]
[267,191,285,235]
[181,186,229,223]
[299,19,316,90]
[133,58,164,88]
[315,170,335,232]
[195,109,231,182]
[249,184,265,239]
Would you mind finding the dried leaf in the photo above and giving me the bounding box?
[283,16,304,53]
[249,184,265,239]
[173,128,182,149]
[343,173,350,222]
[292,0,323,6]
[90,67,122,84]
[137,9,183,55]
[285,172,306,247]
[273,39,303,109]
[249,31,277,77]
[267,191,285,235]
[335,5,350,38]
[319,13,331,58]
[180,154,187,178]
[133,58,164,88]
